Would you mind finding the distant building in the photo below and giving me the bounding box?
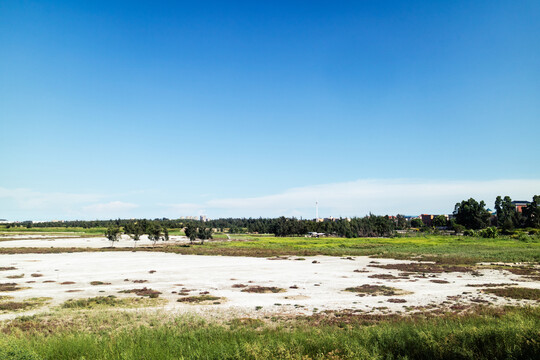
[420,214,434,226]
[512,201,531,213]
[200,215,207,222]
[0,219,9,224]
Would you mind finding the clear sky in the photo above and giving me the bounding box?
[1,1,539,221]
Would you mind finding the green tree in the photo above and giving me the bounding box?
[432,215,448,228]
[147,224,164,247]
[104,225,121,247]
[454,198,491,230]
[495,196,518,231]
[184,223,197,244]
[124,222,143,248]
[410,218,423,228]
[523,195,540,228]
[197,226,213,244]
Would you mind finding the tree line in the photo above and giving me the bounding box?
[6,195,539,238]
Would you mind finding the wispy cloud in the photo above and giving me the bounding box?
[1,179,539,220]
[165,179,540,218]
[83,201,138,215]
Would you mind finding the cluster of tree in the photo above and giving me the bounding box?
[453,195,540,231]
[104,222,170,247]
[103,222,213,247]
[184,223,213,244]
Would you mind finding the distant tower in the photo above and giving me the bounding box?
[316,201,319,221]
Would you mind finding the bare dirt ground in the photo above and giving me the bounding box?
[2,244,538,320]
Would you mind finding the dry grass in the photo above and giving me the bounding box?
[177,295,222,303]
[483,287,540,301]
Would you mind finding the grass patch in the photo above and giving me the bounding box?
[241,286,286,293]
[483,287,540,301]
[345,284,410,296]
[1,234,539,266]
[61,295,160,309]
[0,297,49,313]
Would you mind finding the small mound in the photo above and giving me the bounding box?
[119,287,161,298]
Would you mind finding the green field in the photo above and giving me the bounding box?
[1,306,539,360]
[1,226,539,264]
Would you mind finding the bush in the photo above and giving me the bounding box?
[463,229,476,237]
[453,224,466,234]
[479,227,498,239]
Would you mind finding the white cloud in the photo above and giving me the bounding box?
[0,187,102,210]
[166,179,540,218]
[83,201,139,213]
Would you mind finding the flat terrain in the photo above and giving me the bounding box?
[2,251,538,321]
[1,230,539,359]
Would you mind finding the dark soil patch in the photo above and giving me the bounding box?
[232,284,247,288]
[60,281,76,285]
[344,285,410,296]
[132,280,148,283]
[504,267,540,276]
[369,263,476,274]
[30,273,43,277]
[43,280,55,283]
[0,283,23,292]
[119,287,161,298]
[0,267,17,271]
[6,274,24,279]
[241,286,286,294]
[369,274,408,280]
[90,281,111,286]
[354,269,370,273]
[387,298,407,303]
[430,280,450,284]
[148,270,156,274]
[483,287,540,301]
[65,290,83,293]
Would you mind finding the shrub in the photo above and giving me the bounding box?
[479,227,497,239]
[463,229,476,237]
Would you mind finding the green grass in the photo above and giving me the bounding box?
[1,306,539,359]
[211,234,540,264]
[1,230,539,265]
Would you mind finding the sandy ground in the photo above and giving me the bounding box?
[0,234,188,248]
[2,250,538,321]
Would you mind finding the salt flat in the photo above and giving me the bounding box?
[1,251,537,320]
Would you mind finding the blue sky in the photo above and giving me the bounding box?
[1,1,539,220]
